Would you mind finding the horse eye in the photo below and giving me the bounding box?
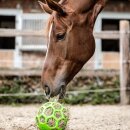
[56,33,66,41]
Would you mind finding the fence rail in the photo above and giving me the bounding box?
[0,28,121,39]
[0,29,45,37]
[0,88,121,97]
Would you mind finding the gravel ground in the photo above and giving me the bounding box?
[0,105,130,130]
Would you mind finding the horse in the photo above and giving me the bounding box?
[39,0,105,98]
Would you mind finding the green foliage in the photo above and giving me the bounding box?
[0,76,46,104]
[64,90,120,105]
[0,94,47,104]
[0,75,120,105]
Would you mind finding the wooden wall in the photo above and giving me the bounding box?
[0,0,130,13]
[0,50,14,68]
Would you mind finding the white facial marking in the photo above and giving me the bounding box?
[42,23,53,69]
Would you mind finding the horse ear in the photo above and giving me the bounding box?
[45,0,66,15]
[91,0,105,25]
[38,1,53,14]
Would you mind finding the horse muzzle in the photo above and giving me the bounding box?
[43,83,66,99]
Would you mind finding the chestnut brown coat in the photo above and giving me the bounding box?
[39,0,105,98]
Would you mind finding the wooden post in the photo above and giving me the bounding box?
[120,20,130,105]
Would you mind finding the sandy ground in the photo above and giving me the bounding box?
[0,105,130,130]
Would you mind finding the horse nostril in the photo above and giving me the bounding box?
[44,85,51,96]
[59,85,66,99]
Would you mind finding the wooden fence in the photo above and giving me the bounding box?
[0,20,130,104]
[119,21,130,105]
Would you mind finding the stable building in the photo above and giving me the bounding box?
[0,0,130,70]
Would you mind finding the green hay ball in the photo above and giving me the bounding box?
[35,102,69,130]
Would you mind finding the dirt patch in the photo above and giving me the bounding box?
[0,105,130,130]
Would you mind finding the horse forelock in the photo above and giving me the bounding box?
[46,14,70,37]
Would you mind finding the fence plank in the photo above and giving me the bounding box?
[120,20,130,105]
[0,28,120,39]
[0,69,119,77]
[0,29,45,37]
[19,45,47,51]
[94,31,120,39]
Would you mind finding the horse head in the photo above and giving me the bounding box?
[39,0,105,98]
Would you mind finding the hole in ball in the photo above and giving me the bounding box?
[55,111,62,119]
[63,108,69,118]
[59,119,66,129]
[45,107,53,116]
[38,107,44,115]
[40,116,45,123]
[48,118,56,127]
[53,103,61,110]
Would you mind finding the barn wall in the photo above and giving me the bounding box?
[0,0,40,13]
[0,0,130,70]
[21,52,121,70]
[0,50,14,68]
[0,0,130,13]
[104,0,130,12]
[22,52,44,69]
